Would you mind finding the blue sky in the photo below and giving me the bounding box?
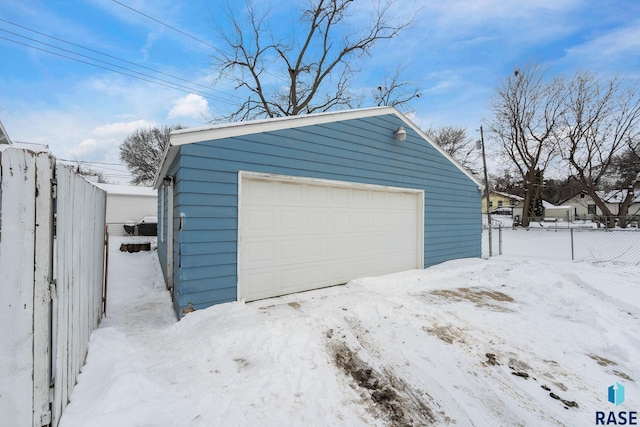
[1,0,639,183]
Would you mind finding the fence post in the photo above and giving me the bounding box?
[499,225,503,256]
[33,152,55,427]
[0,149,35,426]
[488,223,493,257]
[570,227,575,261]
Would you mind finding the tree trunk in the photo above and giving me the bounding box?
[521,177,533,227]
[585,187,616,228]
[616,189,636,228]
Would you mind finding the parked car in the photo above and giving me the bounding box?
[123,216,157,236]
[490,207,513,216]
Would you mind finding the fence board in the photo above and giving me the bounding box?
[51,164,106,427]
[33,153,55,426]
[0,148,37,426]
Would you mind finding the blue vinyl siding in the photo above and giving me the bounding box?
[157,112,482,316]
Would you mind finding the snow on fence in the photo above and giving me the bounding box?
[0,148,106,427]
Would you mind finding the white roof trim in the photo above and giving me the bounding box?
[153,106,481,189]
[170,106,398,146]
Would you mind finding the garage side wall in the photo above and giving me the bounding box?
[157,184,169,280]
[157,155,181,315]
[172,114,481,313]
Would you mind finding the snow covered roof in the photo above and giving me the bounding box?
[0,141,50,153]
[93,183,157,197]
[491,191,524,201]
[596,189,640,204]
[513,200,570,209]
[543,202,571,209]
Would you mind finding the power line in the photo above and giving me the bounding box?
[111,0,282,81]
[0,34,232,104]
[58,158,127,167]
[112,0,221,52]
[0,29,232,103]
[0,17,229,97]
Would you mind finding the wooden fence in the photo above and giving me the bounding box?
[0,148,107,427]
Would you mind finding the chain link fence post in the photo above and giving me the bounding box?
[570,227,574,261]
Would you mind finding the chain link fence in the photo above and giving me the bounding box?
[106,222,158,253]
[483,219,640,265]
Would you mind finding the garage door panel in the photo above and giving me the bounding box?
[246,209,275,232]
[370,211,387,227]
[331,187,350,204]
[245,241,276,264]
[308,210,329,228]
[331,236,351,255]
[246,179,274,201]
[330,210,350,229]
[245,270,276,299]
[239,174,423,302]
[370,233,388,251]
[280,209,304,232]
[308,238,328,257]
[281,181,304,202]
[280,239,303,261]
[307,185,329,205]
[280,268,304,291]
[308,264,328,285]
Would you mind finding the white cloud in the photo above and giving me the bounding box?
[93,120,157,136]
[67,138,109,160]
[168,94,210,119]
[141,32,161,62]
[563,22,640,66]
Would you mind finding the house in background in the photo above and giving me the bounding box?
[92,183,157,236]
[153,107,483,317]
[563,190,640,220]
[512,200,572,221]
[599,189,640,219]
[481,191,523,214]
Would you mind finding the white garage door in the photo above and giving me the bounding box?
[238,172,424,302]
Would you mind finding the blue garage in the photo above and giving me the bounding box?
[153,107,482,317]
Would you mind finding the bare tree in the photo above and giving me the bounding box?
[75,165,111,184]
[120,125,185,186]
[374,66,420,108]
[486,64,566,226]
[424,126,479,174]
[489,168,522,196]
[558,72,640,227]
[210,0,417,122]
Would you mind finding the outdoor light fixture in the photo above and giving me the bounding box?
[395,126,407,141]
[163,176,173,185]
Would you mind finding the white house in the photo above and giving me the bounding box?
[512,200,572,221]
[563,190,640,220]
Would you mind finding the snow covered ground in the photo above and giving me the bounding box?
[59,241,640,426]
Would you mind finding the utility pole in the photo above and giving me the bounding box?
[479,126,492,256]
